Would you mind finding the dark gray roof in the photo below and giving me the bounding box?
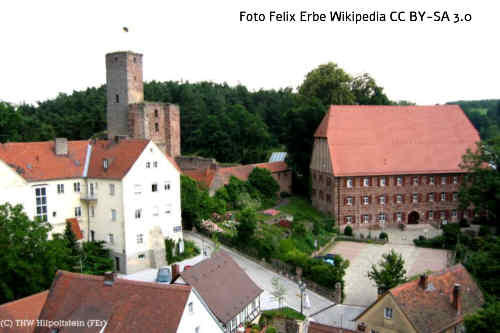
[180,250,263,324]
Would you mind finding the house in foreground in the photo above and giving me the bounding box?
[175,250,264,332]
[310,105,479,228]
[0,138,182,274]
[0,270,224,333]
[354,264,484,333]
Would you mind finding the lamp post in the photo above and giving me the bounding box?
[298,280,306,314]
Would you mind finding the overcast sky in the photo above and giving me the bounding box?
[0,0,498,105]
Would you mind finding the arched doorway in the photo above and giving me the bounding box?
[408,211,420,224]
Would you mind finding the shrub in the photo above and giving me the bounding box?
[344,226,353,236]
[379,232,388,241]
[479,225,492,237]
[398,223,406,231]
[266,328,277,333]
[280,192,291,198]
[459,218,470,228]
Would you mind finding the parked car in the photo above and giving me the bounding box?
[156,266,172,284]
[313,255,335,266]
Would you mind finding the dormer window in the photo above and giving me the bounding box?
[103,159,109,170]
[384,307,393,319]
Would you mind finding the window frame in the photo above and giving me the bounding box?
[384,307,393,320]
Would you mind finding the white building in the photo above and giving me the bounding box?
[0,137,182,274]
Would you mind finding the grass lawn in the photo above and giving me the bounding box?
[279,197,326,221]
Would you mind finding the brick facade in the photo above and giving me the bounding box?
[311,173,470,228]
[107,51,181,157]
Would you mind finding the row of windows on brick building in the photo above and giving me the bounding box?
[343,209,474,224]
[312,174,463,188]
[311,191,460,204]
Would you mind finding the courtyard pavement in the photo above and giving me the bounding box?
[325,224,449,306]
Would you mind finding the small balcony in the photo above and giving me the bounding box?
[80,193,98,201]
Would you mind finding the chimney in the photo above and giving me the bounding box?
[55,138,68,156]
[419,274,428,290]
[172,264,180,282]
[113,135,127,144]
[453,284,462,314]
[104,271,116,286]
[335,282,342,304]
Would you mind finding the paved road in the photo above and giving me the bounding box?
[183,232,334,316]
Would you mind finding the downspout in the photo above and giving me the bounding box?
[337,177,340,228]
[83,143,92,242]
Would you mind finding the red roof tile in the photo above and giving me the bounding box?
[356,264,484,333]
[389,264,484,333]
[184,168,217,188]
[180,251,263,324]
[66,218,83,240]
[0,291,48,333]
[315,105,480,176]
[183,162,288,189]
[0,141,88,181]
[87,139,149,179]
[36,271,192,333]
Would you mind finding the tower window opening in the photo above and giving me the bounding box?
[154,109,158,117]
[155,123,159,132]
[115,94,119,103]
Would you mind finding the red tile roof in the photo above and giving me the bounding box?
[308,322,357,333]
[66,218,83,240]
[356,264,484,333]
[180,251,263,324]
[0,291,48,333]
[87,139,149,179]
[37,271,192,333]
[183,168,217,188]
[315,105,480,176]
[0,141,88,181]
[185,162,289,189]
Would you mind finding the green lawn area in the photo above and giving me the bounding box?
[279,196,326,221]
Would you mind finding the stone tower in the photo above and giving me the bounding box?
[105,51,181,157]
[106,51,144,139]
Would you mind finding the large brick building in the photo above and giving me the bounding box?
[310,105,480,228]
[106,51,181,157]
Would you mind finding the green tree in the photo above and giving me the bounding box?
[80,241,114,275]
[459,136,500,222]
[0,203,68,303]
[464,301,500,333]
[367,249,407,294]
[63,221,81,265]
[248,167,280,199]
[351,73,391,105]
[298,63,355,106]
[236,208,258,243]
[283,96,327,194]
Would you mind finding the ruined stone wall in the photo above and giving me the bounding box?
[175,156,218,171]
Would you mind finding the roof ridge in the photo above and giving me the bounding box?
[0,290,49,308]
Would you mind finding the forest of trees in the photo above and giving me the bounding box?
[0,62,498,193]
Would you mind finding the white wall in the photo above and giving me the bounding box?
[177,289,224,333]
[30,178,88,236]
[0,160,31,214]
[86,178,124,250]
[122,141,183,257]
